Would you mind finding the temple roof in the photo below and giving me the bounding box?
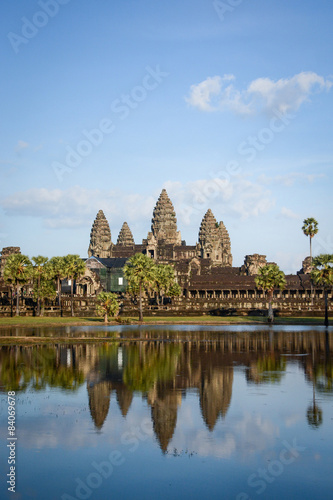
[116,222,135,246]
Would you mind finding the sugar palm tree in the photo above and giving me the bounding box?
[311,254,333,327]
[33,277,57,316]
[32,256,49,316]
[153,264,179,306]
[3,254,33,316]
[96,292,119,323]
[302,218,318,266]
[255,264,286,323]
[123,253,156,321]
[63,255,86,317]
[48,256,67,316]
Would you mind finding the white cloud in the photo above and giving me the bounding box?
[15,140,29,152]
[0,177,274,234]
[186,72,332,115]
[257,172,325,187]
[0,186,156,230]
[166,176,274,224]
[280,207,300,220]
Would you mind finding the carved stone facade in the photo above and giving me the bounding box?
[88,210,112,258]
[116,222,135,247]
[87,189,232,266]
[301,256,312,274]
[240,254,267,276]
[198,209,232,266]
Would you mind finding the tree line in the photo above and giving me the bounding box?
[2,217,332,324]
[3,254,85,317]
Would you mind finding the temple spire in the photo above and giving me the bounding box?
[198,209,232,265]
[88,210,112,258]
[116,222,135,246]
[150,189,181,245]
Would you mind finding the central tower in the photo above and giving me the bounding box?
[144,189,182,259]
[151,189,181,245]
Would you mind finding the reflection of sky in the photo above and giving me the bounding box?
[1,360,333,499]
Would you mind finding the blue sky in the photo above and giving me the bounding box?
[0,0,332,273]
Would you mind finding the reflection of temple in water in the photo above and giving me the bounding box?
[1,330,332,452]
[200,367,233,431]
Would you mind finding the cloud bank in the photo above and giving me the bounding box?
[186,72,332,115]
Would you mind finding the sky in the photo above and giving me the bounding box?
[0,0,332,273]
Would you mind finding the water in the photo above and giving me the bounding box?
[0,326,332,499]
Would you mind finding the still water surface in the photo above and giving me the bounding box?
[1,325,333,499]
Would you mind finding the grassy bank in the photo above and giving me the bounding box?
[0,315,330,328]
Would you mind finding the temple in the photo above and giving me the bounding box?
[0,187,329,317]
[87,188,233,267]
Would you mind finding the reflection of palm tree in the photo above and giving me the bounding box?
[307,346,323,429]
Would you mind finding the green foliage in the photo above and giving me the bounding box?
[302,217,319,238]
[123,253,156,290]
[63,254,86,281]
[153,264,180,303]
[311,254,333,326]
[3,254,33,316]
[63,254,86,316]
[255,264,286,293]
[0,346,84,392]
[124,254,181,318]
[96,292,120,322]
[168,282,182,298]
[254,355,286,383]
[122,343,181,392]
[255,264,286,323]
[311,254,333,289]
[3,253,33,287]
[302,217,319,264]
[32,256,49,316]
[123,253,157,320]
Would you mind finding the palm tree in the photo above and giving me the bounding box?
[63,255,86,317]
[123,253,156,321]
[32,256,49,316]
[153,264,179,306]
[255,264,286,323]
[33,277,57,316]
[311,254,333,327]
[47,256,67,316]
[3,254,33,316]
[96,292,119,323]
[302,218,318,266]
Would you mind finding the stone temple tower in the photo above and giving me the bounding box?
[116,222,135,246]
[144,189,182,259]
[150,189,182,245]
[198,209,232,266]
[88,210,112,258]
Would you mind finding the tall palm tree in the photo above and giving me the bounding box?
[63,255,86,317]
[302,218,319,266]
[123,253,156,321]
[3,254,33,316]
[47,256,67,316]
[255,264,286,323]
[32,256,49,316]
[311,254,333,327]
[153,264,178,306]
